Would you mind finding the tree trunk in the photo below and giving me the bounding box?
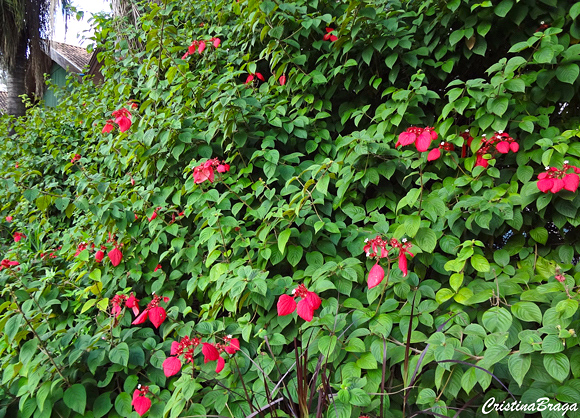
[6,34,28,117]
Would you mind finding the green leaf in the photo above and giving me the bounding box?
[482,307,512,333]
[543,353,570,382]
[64,384,86,414]
[415,228,437,252]
[286,245,303,267]
[508,353,531,387]
[504,78,525,93]
[494,0,513,17]
[530,227,548,245]
[542,335,565,353]
[356,352,378,369]
[114,392,133,416]
[109,342,130,367]
[556,63,580,84]
[488,96,509,116]
[94,392,113,418]
[470,254,490,272]
[278,229,291,254]
[511,302,542,323]
[572,2,580,19]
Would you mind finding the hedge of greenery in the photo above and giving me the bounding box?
[2,0,580,416]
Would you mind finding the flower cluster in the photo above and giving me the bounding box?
[364,236,414,288]
[74,239,124,266]
[396,126,438,152]
[102,107,133,133]
[245,72,265,84]
[132,294,170,329]
[13,232,26,242]
[537,161,580,193]
[323,27,338,42]
[460,130,473,158]
[132,385,151,416]
[474,131,519,168]
[277,284,321,322]
[110,292,140,318]
[163,335,240,377]
[192,158,230,184]
[427,142,455,161]
[0,259,19,271]
[182,37,220,59]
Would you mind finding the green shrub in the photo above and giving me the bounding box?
[1,0,580,417]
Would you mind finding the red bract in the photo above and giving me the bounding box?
[102,120,115,133]
[223,335,240,354]
[5,216,12,222]
[537,162,580,193]
[162,356,182,377]
[245,73,265,84]
[74,242,88,257]
[193,158,229,184]
[13,232,25,242]
[396,127,438,152]
[211,37,221,48]
[0,259,19,271]
[154,264,162,272]
[202,343,220,362]
[132,385,151,416]
[474,131,518,168]
[95,249,105,263]
[108,247,123,266]
[277,284,321,322]
[398,239,414,277]
[112,108,132,132]
[111,294,127,318]
[279,74,287,85]
[132,294,169,328]
[71,154,81,164]
[323,27,338,42]
[367,263,385,289]
[460,130,474,158]
[126,293,140,316]
[427,141,454,161]
[555,274,566,283]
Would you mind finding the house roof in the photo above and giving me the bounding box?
[49,41,92,73]
[0,91,7,114]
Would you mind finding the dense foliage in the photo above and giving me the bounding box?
[2,0,580,416]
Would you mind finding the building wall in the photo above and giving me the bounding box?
[44,63,67,107]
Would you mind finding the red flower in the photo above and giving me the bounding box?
[223,335,240,354]
[256,72,265,81]
[162,356,182,377]
[474,131,518,167]
[74,242,88,257]
[217,163,230,173]
[108,247,123,266]
[0,259,19,271]
[112,108,132,132]
[132,294,169,328]
[71,154,81,164]
[279,75,287,85]
[398,239,414,277]
[95,249,105,263]
[125,293,140,316]
[111,294,127,318]
[148,210,158,222]
[555,274,566,283]
[202,343,220,362]
[245,74,254,84]
[5,216,12,222]
[13,232,25,243]
[277,284,321,322]
[537,162,580,193]
[245,73,265,84]
[154,264,162,272]
[396,127,438,152]
[193,158,229,184]
[102,120,115,134]
[132,385,151,416]
[323,28,338,42]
